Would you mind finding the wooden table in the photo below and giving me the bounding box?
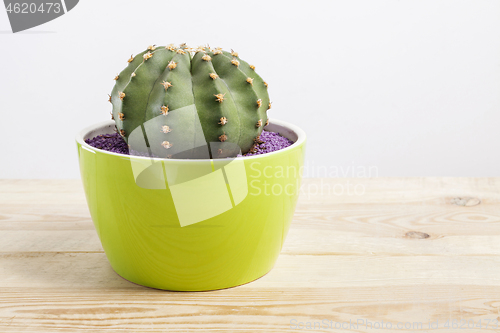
[1,178,500,332]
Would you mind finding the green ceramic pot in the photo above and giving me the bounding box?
[76,119,306,291]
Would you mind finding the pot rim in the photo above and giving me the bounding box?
[76,118,306,162]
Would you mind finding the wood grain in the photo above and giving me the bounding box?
[1,178,500,332]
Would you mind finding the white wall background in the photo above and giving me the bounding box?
[0,0,499,178]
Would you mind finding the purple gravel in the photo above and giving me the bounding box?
[243,131,294,156]
[85,131,293,158]
[85,133,129,155]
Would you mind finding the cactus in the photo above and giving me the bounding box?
[109,44,270,159]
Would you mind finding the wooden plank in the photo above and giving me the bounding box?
[1,253,500,332]
[1,286,500,332]
[2,227,500,256]
[0,231,102,252]
[2,252,500,289]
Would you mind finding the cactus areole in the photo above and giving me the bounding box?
[109,44,270,159]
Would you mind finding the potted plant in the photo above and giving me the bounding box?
[76,44,306,291]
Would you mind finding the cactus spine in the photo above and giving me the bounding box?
[109,44,270,158]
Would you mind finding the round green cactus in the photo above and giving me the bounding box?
[109,44,270,159]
